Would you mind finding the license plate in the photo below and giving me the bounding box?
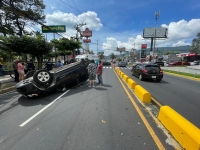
[152,76,156,78]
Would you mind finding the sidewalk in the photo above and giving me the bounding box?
[0,75,16,94]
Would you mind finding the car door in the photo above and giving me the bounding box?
[135,64,141,77]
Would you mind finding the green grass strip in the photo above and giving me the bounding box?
[163,69,200,78]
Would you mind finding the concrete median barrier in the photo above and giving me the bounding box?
[121,73,125,78]
[134,85,151,103]
[127,78,137,89]
[158,105,200,150]
[123,75,129,83]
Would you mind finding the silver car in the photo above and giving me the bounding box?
[118,61,127,67]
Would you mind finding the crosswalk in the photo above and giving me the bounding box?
[103,67,132,69]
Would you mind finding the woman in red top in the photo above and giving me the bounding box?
[96,60,103,85]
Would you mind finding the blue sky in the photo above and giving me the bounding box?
[38,0,200,56]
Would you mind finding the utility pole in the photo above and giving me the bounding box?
[74,23,86,57]
[153,11,160,62]
[96,39,100,55]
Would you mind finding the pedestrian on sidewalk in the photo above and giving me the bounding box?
[17,60,25,81]
[88,59,97,88]
[45,59,54,71]
[96,60,103,85]
[0,62,3,76]
[12,60,19,82]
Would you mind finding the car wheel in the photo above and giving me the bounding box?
[156,79,162,82]
[139,74,143,81]
[33,69,53,85]
[25,70,36,79]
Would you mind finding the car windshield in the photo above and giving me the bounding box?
[145,65,160,71]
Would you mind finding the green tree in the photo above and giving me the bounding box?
[110,53,116,61]
[0,36,17,61]
[4,35,53,69]
[0,0,45,36]
[51,38,82,61]
[99,53,104,60]
[190,33,200,54]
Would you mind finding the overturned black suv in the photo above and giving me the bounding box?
[15,61,88,98]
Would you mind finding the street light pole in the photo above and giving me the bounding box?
[153,11,160,62]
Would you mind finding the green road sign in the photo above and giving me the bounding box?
[42,25,66,33]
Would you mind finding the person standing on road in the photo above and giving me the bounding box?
[96,60,103,85]
[12,60,19,82]
[26,59,35,72]
[88,59,97,88]
[0,62,3,76]
[45,59,54,71]
[58,60,63,67]
[17,60,25,81]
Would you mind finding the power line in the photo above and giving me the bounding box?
[60,0,134,38]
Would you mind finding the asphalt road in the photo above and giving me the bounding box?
[122,67,200,128]
[0,67,178,150]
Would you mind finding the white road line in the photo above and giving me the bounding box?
[19,90,70,127]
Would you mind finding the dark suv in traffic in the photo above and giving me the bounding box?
[15,61,89,98]
[131,63,163,82]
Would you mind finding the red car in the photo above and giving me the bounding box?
[169,61,190,66]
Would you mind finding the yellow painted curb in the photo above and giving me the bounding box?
[134,85,151,103]
[158,106,200,150]
[0,86,16,94]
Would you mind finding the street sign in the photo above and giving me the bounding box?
[141,49,146,58]
[140,44,147,59]
[82,28,92,37]
[42,25,66,33]
[83,39,91,43]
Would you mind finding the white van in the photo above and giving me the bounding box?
[75,54,99,62]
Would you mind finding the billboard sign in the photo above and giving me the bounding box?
[82,28,92,37]
[42,25,66,33]
[143,28,168,38]
[117,47,126,51]
[83,39,91,43]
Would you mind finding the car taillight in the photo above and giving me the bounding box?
[160,70,163,74]
[142,69,147,73]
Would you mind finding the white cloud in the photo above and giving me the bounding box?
[172,41,191,47]
[37,9,200,56]
[102,19,200,56]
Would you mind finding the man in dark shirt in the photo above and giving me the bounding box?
[45,59,54,71]
[0,62,3,76]
[12,60,19,82]
[26,60,35,72]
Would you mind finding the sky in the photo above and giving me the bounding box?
[33,0,200,56]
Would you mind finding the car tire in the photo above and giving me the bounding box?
[25,70,36,79]
[139,74,143,81]
[156,79,162,82]
[33,69,53,85]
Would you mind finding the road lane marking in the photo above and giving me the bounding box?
[19,90,70,127]
[113,69,165,150]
